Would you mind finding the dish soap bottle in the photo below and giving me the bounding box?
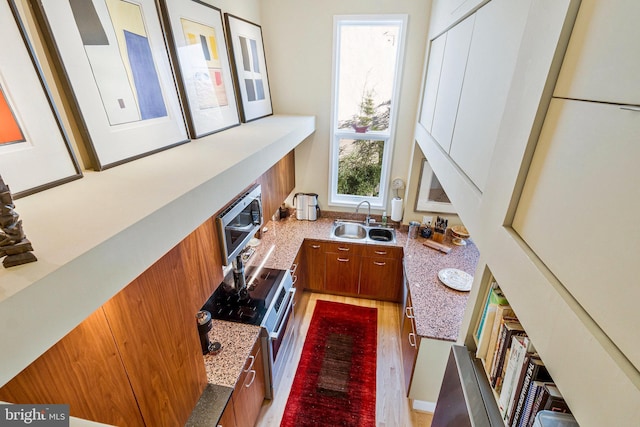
[382,211,388,226]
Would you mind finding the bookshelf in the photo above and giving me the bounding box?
[470,276,576,427]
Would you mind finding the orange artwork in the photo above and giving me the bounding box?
[0,86,24,144]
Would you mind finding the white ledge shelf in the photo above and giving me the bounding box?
[0,114,315,386]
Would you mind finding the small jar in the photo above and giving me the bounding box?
[408,221,420,239]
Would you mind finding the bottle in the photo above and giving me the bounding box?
[382,211,388,226]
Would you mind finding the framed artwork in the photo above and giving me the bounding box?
[33,0,189,170]
[158,0,239,138]
[415,159,456,213]
[224,14,273,122]
[0,0,81,198]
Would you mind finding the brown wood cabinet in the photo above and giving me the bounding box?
[359,245,403,301]
[257,150,295,221]
[401,285,419,396]
[302,239,326,292]
[300,239,403,302]
[0,309,145,427]
[180,216,225,311]
[102,238,207,427]
[217,395,237,427]
[232,339,266,427]
[325,242,361,295]
[290,249,306,319]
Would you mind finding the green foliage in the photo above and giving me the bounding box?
[338,139,384,196]
[337,83,390,196]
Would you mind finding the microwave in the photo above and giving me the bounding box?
[217,184,263,265]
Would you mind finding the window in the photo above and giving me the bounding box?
[329,15,407,209]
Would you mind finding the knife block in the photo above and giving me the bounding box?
[432,231,445,243]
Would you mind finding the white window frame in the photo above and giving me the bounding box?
[328,14,408,210]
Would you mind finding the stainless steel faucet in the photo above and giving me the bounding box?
[355,200,371,225]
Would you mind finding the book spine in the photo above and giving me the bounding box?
[498,336,529,418]
[506,352,533,424]
[490,320,509,385]
[518,381,542,427]
[527,383,550,427]
[476,286,494,341]
[510,358,538,427]
[476,306,497,359]
[484,305,514,375]
[492,323,525,389]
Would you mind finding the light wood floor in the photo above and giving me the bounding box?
[255,292,433,427]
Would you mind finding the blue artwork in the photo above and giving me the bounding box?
[124,30,167,120]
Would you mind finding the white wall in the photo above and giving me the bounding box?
[260,0,432,216]
[204,0,262,24]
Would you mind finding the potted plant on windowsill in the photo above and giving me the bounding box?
[352,88,375,133]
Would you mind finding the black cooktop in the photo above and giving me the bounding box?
[201,267,285,326]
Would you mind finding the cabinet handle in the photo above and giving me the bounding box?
[245,369,256,387]
[311,244,321,249]
[373,261,386,266]
[291,263,298,274]
[244,355,255,372]
[337,258,349,262]
[338,246,350,251]
[291,275,298,285]
[408,332,417,348]
[405,306,415,319]
[374,250,387,255]
[620,105,640,112]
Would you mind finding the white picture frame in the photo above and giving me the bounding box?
[224,14,273,123]
[34,0,189,170]
[0,0,81,198]
[158,0,240,138]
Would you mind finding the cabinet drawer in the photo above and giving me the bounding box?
[324,241,361,255]
[362,244,402,259]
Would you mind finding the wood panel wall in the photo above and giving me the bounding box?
[0,309,145,427]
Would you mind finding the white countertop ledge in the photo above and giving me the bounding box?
[0,115,315,387]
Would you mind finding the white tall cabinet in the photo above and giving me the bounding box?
[413,0,640,425]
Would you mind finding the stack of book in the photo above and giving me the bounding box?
[475,283,572,427]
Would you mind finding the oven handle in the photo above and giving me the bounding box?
[269,288,296,340]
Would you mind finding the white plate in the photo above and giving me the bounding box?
[438,268,473,292]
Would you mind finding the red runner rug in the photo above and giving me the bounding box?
[281,300,377,427]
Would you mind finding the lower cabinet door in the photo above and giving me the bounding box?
[233,340,266,427]
[0,308,145,427]
[325,251,360,295]
[401,293,419,396]
[303,240,326,291]
[359,256,400,301]
[217,396,238,427]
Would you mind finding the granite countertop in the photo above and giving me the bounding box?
[203,320,262,387]
[246,212,479,341]
[188,321,261,425]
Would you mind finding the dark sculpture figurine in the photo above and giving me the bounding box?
[0,175,37,267]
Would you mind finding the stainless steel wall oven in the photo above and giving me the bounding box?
[216,184,262,265]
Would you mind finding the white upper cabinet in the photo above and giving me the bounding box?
[554,0,640,105]
[418,34,446,133]
[430,15,475,153]
[513,98,640,371]
[448,0,531,192]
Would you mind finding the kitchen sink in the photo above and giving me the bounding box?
[368,227,394,242]
[332,222,367,240]
[330,220,396,244]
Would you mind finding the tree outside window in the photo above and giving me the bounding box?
[330,16,406,207]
